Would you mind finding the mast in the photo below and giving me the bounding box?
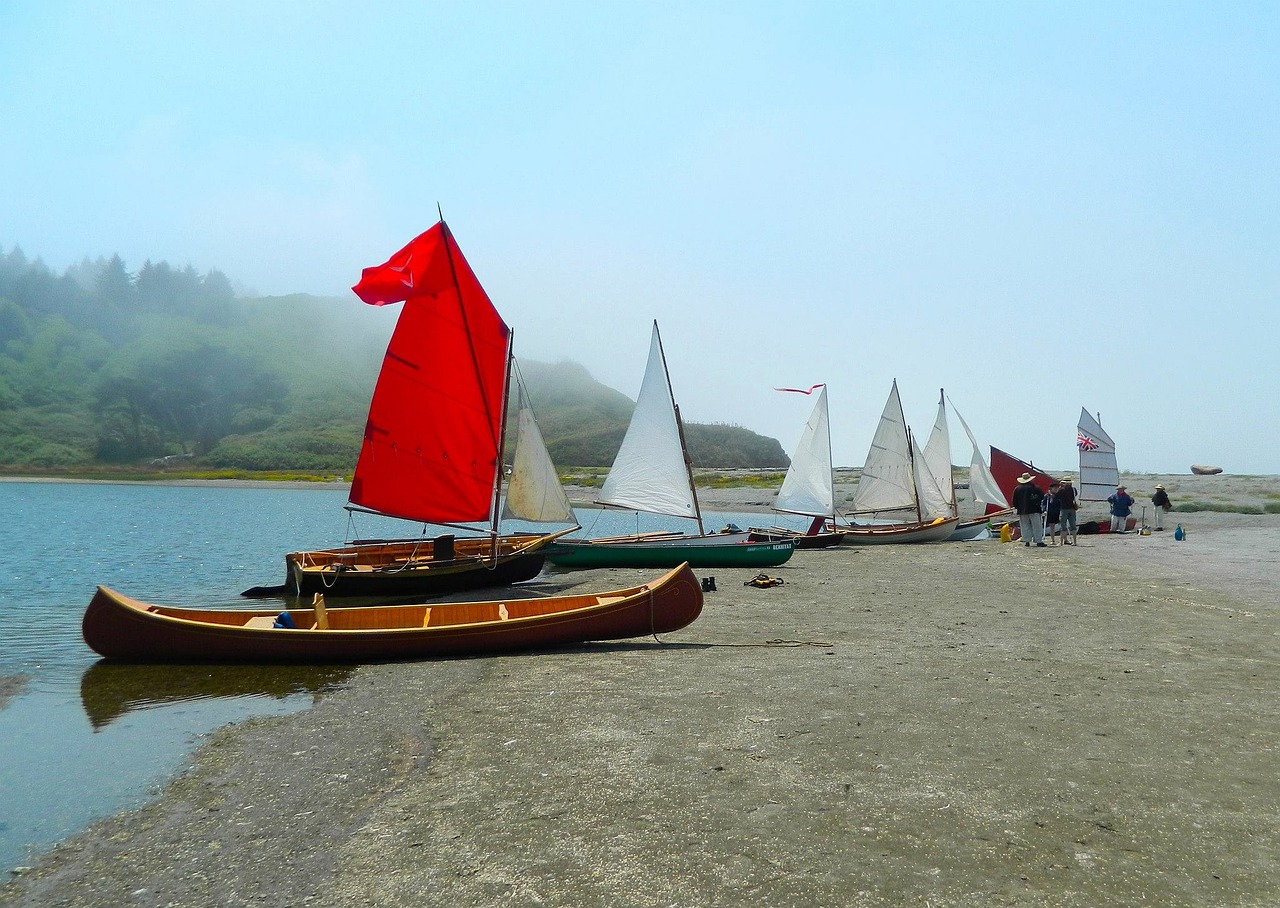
[942,388,957,515]
[906,427,924,525]
[895,382,923,525]
[653,321,705,535]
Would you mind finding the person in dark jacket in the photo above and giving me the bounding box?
[1055,477,1080,545]
[1043,480,1062,545]
[1151,484,1172,530]
[1108,484,1135,533]
[1012,472,1046,547]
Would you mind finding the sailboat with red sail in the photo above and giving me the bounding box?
[243,221,577,598]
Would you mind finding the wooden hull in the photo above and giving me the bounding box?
[83,565,704,663]
[545,539,795,569]
[242,532,570,599]
[747,527,846,548]
[947,519,990,541]
[838,516,961,545]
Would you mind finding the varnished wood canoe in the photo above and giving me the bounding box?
[84,564,704,663]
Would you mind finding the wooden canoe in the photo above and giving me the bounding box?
[84,564,704,663]
[242,530,576,599]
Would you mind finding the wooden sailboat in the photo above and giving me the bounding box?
[546,322,794,569]
[834,380,959,544]
[83,564,703,663]
[748,384,845,548]
[244,222,577,599]
[919,390,1013,540]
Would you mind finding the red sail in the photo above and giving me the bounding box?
[349,223,511,525]
[987,446,1056,514]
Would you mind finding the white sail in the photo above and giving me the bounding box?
[774,385,834,518]
[850,381,917,514]
[501,365,578,526]
[912,433,952,520]
[1077,407,1118,501]
[598,322,700,522]
[948,398,1010,509]
[920,390,956,517]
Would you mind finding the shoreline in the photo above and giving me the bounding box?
[4,510,1278,905]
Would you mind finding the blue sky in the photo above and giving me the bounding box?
[3,1,1277,474]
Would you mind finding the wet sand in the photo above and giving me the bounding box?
[4,476,1278,906]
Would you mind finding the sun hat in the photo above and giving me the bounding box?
[1155,483,1164,489]
[1117,484,1126,490]
[1061,476,1073,484]
[1017,472,1036,484]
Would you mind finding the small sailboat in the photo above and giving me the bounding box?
[83,564,703,663]
[918,390,1013,540]
[244,221,577,599]
[1077,408,1119,501]
[748,384,845,548]
[546,322,794,569]
[836,380,959,544]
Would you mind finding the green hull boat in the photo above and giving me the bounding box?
[545,539,796,569]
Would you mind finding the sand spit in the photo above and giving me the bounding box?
[4,501,1278,906]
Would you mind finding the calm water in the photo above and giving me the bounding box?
[0,480,775,871]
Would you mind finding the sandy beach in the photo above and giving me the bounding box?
[3,472,1278,907]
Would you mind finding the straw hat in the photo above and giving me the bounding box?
[1155,483,1164,489]
[1117,484,1127,491]
[1017,472,1036,484]
[1061,476,1073,484]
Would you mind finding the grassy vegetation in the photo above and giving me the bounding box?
[703,471,787,488]
[1175,500,1267,515]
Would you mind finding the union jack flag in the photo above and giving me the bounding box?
[1077,431,1098,451]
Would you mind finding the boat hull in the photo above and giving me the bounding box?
[747,528,846,548]
[242,532,569,599]
[838,517,961,544]
[83,565,704,663]
[545,539,795,569]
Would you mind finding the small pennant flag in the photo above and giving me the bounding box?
[775,384,825,395]
[1077,431,1098,451]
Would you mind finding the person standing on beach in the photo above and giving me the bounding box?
[1044,479,1062,545]
[1108,484,1135,533]
[1012,472,1047,547]
[1055,476,1080,545]
[1151,484,1172,530]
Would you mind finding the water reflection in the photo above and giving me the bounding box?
[79,662,355,730]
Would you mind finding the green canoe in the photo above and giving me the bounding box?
[545,538,796,569]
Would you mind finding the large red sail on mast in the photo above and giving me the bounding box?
[349,223,511,525]
[987,446,1056,514]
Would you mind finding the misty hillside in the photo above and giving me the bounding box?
[0,247,787,472]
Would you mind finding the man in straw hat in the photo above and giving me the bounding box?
[1151,483,1172,530]
[1055,476,1080,545]
[1011,471,1047,547]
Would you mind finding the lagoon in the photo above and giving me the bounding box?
[0,480,774,871]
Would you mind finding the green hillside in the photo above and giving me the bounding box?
[0,246,787,474]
